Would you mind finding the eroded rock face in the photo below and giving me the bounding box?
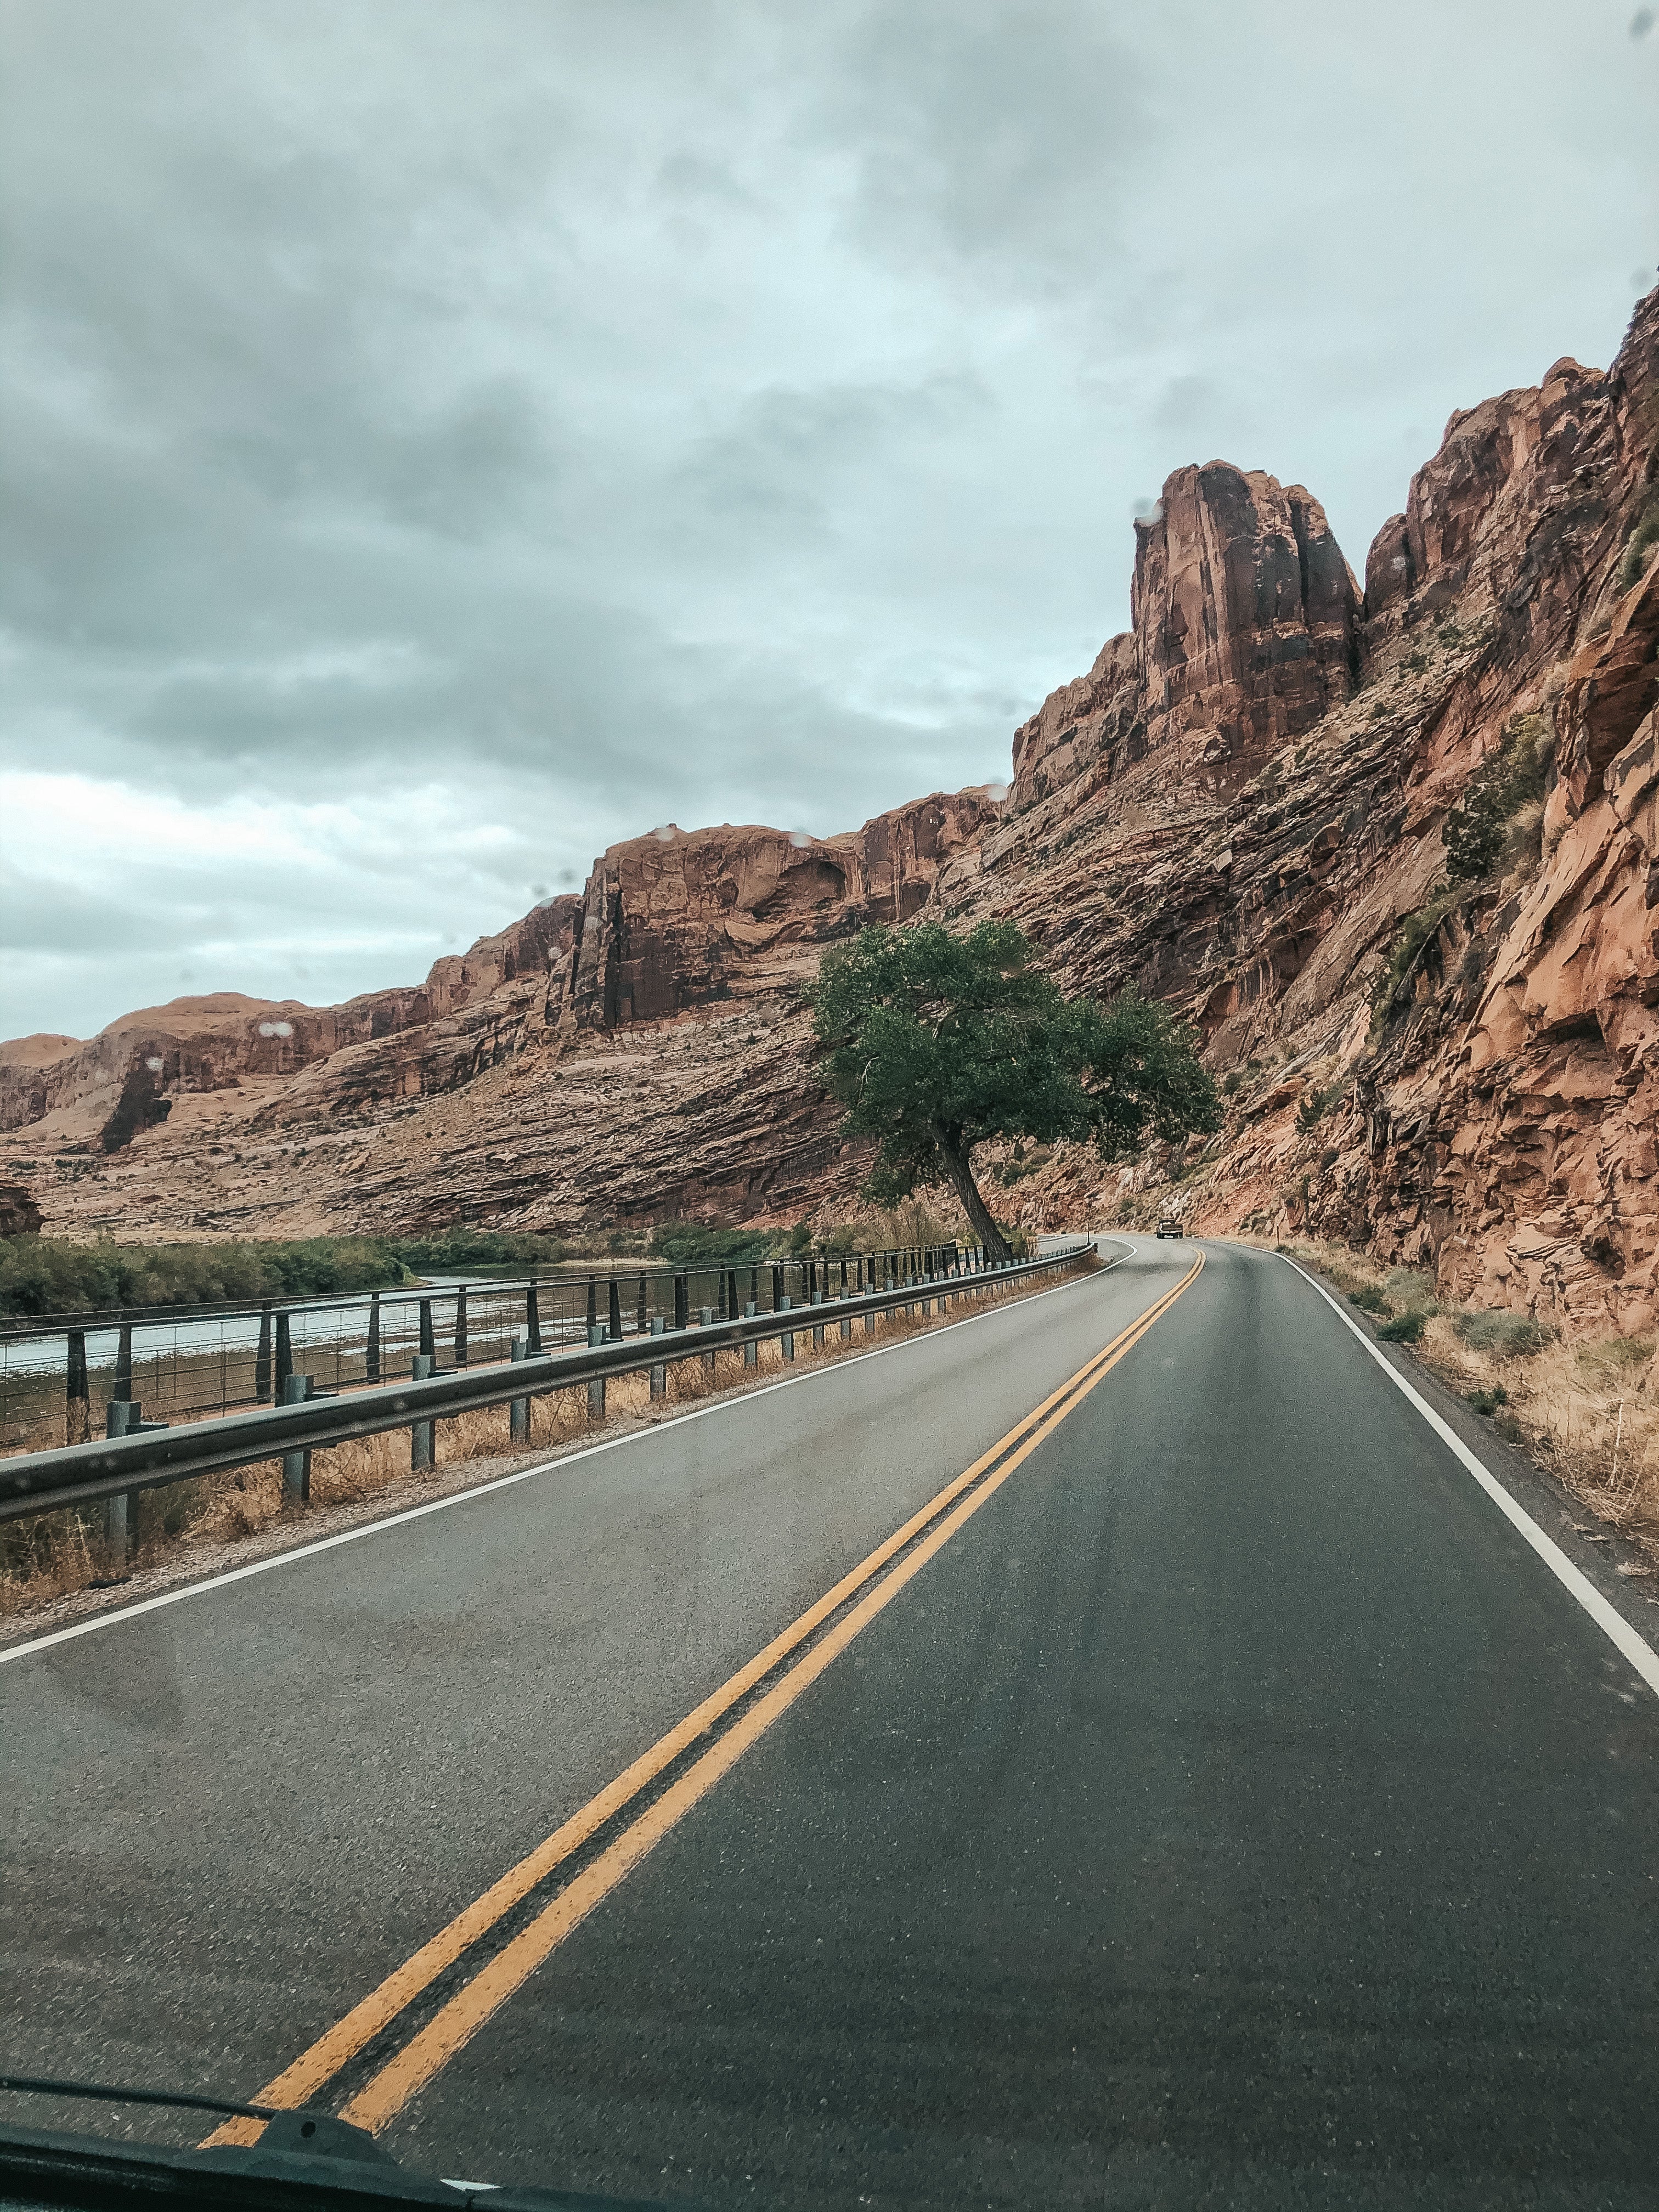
[1009,464,1361,813]
[0,789,996,1235]
[7,286,1659,1358]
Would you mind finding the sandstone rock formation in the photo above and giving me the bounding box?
[5,286,1659,1358]
[0,790,996,1237]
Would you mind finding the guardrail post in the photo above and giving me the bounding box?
[509,1336,530,1443]
[281,1373,314,1500]
[743,1301,758,1366]
[255,1304,272,1401]
[610,1279,624,1347]
[411,1355,435,1469]
[588,1323,607,1421]
[275,1313,293,1399]
[66,1329,89,1446]
[454,1286,469,1368]
[811,1294,825,1351]
[778,1295,794,1361]
[366,1293,381,1385]
[101,1397,145,1556]
[698,1307,716,1379]
[649,1316,666,1400]
[526,1285,543,1354]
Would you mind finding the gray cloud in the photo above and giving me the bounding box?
[2,0,1656,1038]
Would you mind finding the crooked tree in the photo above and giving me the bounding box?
[810,921,1220,1261]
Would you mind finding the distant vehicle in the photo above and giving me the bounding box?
[1155,1212,1183,1239]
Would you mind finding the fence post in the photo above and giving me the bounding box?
[636,1275,649,1338]
[281,1373,313,1501]
[526,1284,543,1354]
[778,1295,794,1362]
[454,1286,469,1368]
[609,1278,624,1347]
[649,1316,667,1401]
[411,1353,435,1469]
[743,1301,758,1367]
[66,1329,89,1446]
[275,1313,293,1398]
[674,1274,689,1332]
[586,1278,598,1338]
[509,1336,530,1444]
[255,1304,272,1401]
[366,1293,381,1385]
[587,1323,607,1422]
[114,1321,134,1404]
[771,1265,784,1317]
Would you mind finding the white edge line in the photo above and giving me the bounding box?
[1279,1253,1659,1699]
[1,1242,1132,1669]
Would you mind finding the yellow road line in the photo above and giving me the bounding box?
[207,1250,1200,2146]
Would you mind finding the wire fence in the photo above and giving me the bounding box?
[0,1244,975,1456]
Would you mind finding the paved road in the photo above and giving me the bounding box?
[5,1240,1659,2208]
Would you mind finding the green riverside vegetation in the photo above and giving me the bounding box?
[0,1228,577,1319]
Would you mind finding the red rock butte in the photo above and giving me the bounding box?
[5,286,1659,1350]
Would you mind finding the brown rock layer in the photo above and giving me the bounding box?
[5,286,1659,1363]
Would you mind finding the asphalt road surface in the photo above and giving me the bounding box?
[4,1238,1659,2209]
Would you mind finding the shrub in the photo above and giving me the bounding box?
[1466,1384,1509,1417]
[1348,1284,1390,1316]
[1378,1309,1427,1342]
[1385,1268,1436,1306]
[1575,1333,1655,1379]
[0,1234,410,1317]
[1618,497,1659,595]
[1373,885,1464,1020]
[1296,1083,1340,1132]
[1442,715,1550,883]
[1454,1308,1551,1358]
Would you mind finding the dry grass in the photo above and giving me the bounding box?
[0,1260,1092,1623]
[1272,1235,1659,1573]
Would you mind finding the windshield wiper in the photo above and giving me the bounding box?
[0,2071,682,2209]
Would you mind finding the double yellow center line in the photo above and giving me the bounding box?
[208,1248,1202,2144]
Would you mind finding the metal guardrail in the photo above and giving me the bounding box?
[0,1244,1094,1532]
[1,1242,981,1453]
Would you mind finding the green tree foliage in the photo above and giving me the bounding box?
[648,1220,776,1267]
[810,921,1220,1260]
[1441,715,1549,883]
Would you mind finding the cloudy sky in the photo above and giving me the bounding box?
[2,0,1655,1041]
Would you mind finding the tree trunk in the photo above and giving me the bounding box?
[930,1122,1012,1262]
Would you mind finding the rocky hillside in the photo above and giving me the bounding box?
[4,288,1658,1343]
